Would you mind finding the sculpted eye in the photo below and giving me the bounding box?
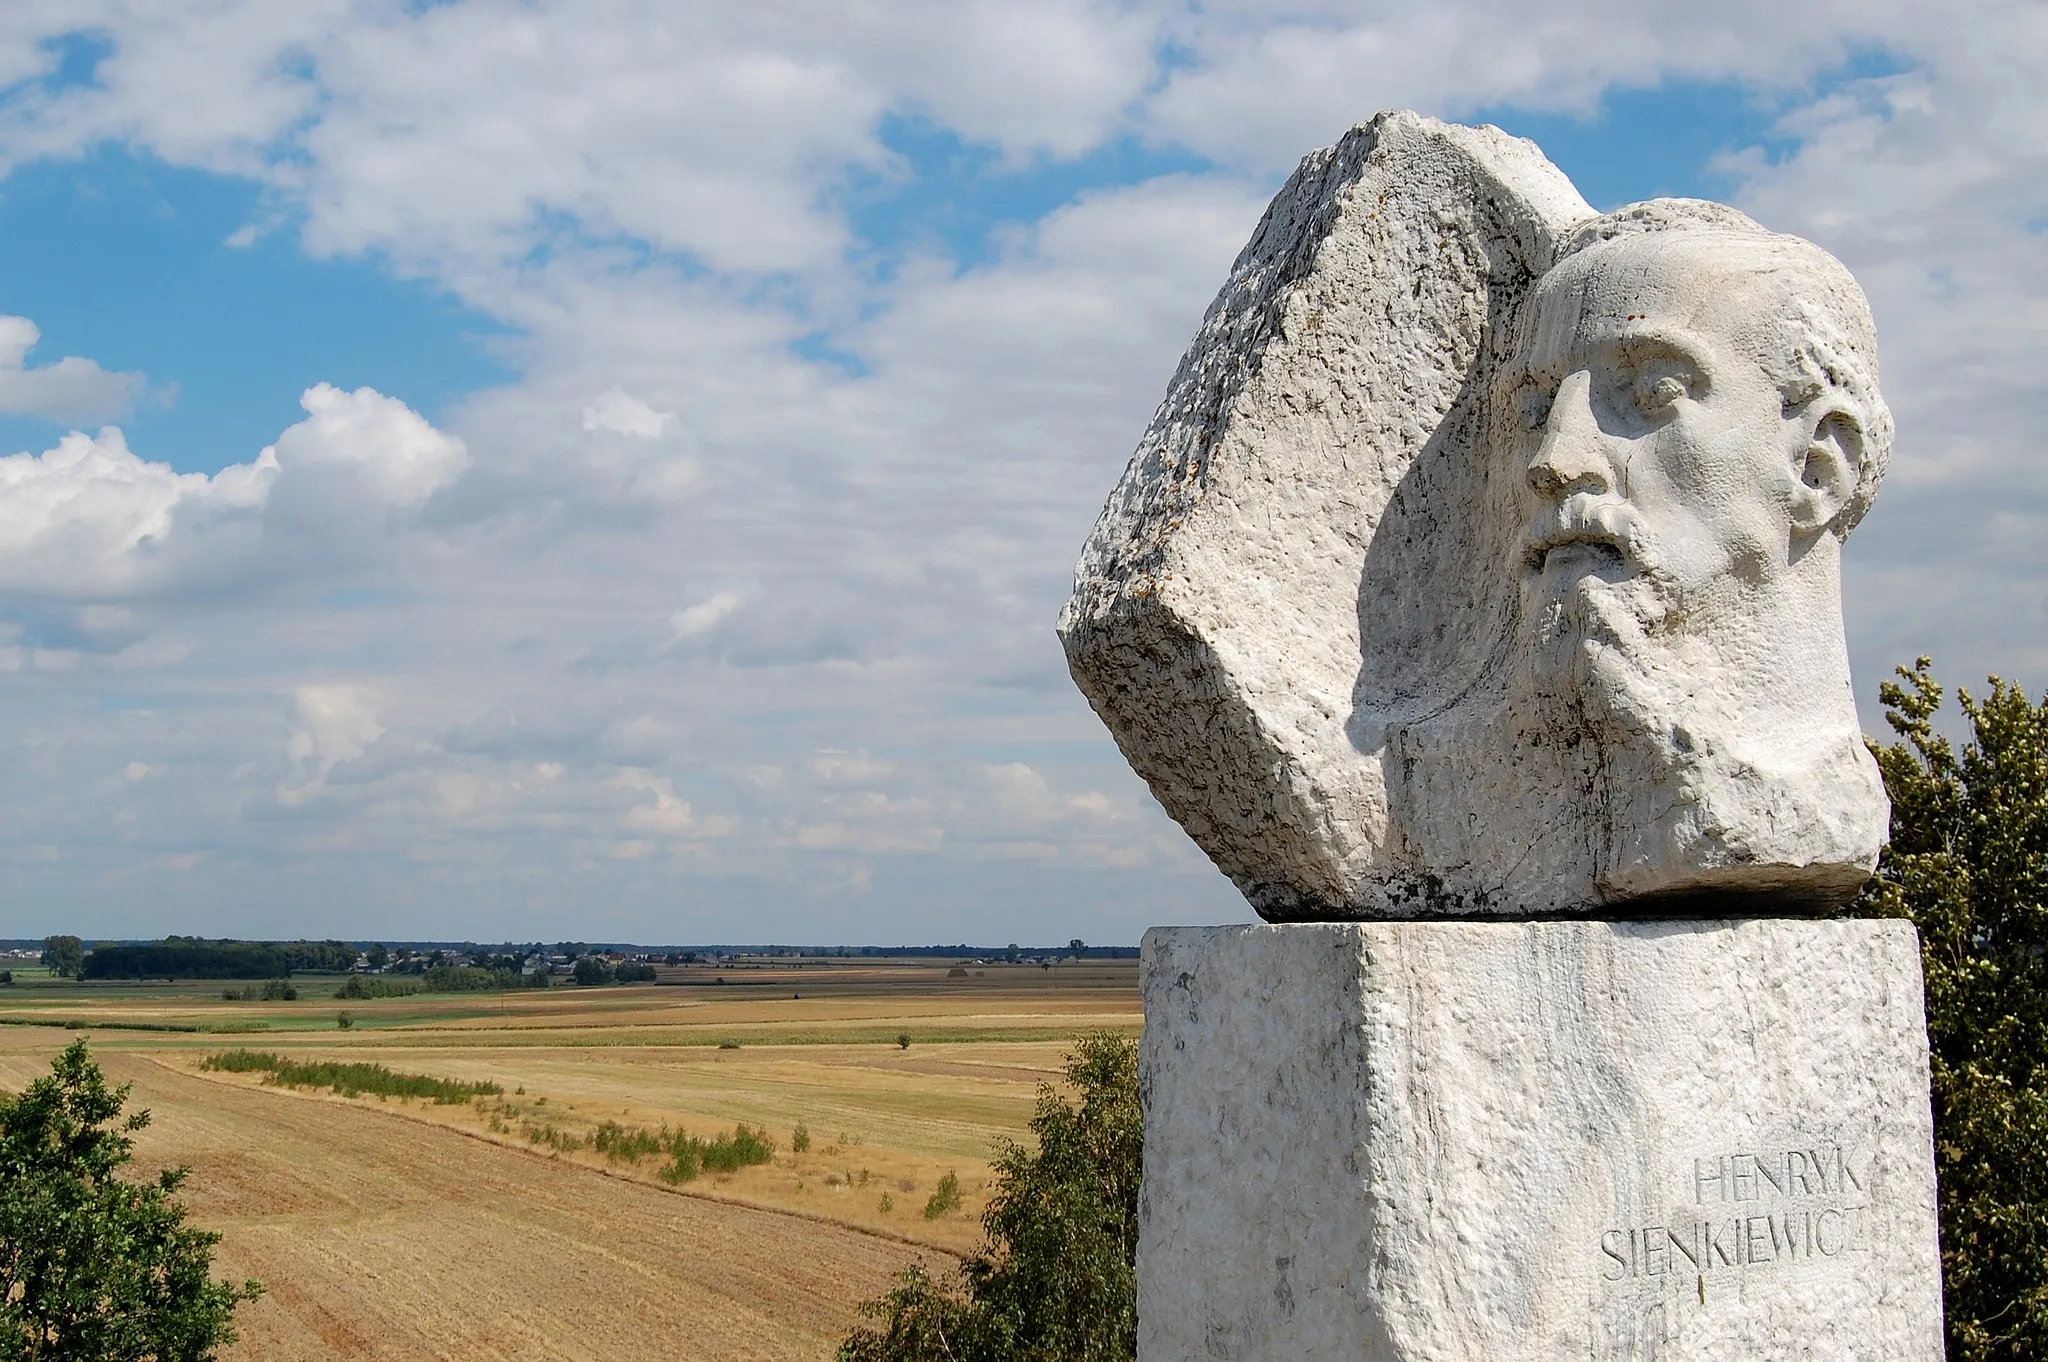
[1632,363,1694,414]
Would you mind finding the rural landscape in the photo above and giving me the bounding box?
[2,6,2045,1361]
[0,945,1139,1360]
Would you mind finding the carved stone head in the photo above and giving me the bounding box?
[1509,203,1888,672]
[1059,114,1891,919]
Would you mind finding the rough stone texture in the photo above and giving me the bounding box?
[1059,112,1890,920]
[1138,921,1942,1361]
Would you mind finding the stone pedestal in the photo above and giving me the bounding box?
[1137,921,1943,1360]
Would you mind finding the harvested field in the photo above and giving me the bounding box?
[0,1039,944,1361]
[0,957,1142,1358]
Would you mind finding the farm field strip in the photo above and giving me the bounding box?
[0,1042,939,1362]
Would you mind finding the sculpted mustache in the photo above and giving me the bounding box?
[1523,498,1651,570]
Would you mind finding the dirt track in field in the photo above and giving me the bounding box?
[83,1053,941,1362]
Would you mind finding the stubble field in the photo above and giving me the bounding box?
[0,957,1141,1360]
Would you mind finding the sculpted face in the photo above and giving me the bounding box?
[1505,232,1859,648]
[1065,115,1896,919]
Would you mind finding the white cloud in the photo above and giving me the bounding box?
[0,383,464,598]
[0,317,145,424]
[582,386,674,438]
[670,592,743,639]
[617,769,697,835]
[265,383,469,510]
[0,427,271,596]
[279,682,384,805]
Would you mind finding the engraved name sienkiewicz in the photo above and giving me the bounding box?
[1599,1143,1870,1283]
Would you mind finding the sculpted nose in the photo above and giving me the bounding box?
[1526,371,1613,498]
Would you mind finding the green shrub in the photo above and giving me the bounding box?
[590,1121,665,1163]
[334,976,422,1000]
[792,1122,812,1153]
[0,1040,262,1357]
[659,1144,702,1184]
[335,1012,353,1031]
[700,1125,775,1173]
[896,1033,911,1050]
[840,1031,1140,1361]
[221,981,300,1002]
[922,1172,961,1220]
[1855,660,2048,1361]
[657,1124,775,1182]
[524,1122,579,1153]
[198,1051,499,1104]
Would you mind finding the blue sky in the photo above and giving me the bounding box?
[0,3,2039,944]
[0,150,512,472]
[0,58,1885,473]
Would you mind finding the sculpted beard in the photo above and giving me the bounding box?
[1516,497,1701,736]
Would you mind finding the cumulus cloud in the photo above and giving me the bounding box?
[0,383,465,598]
[0,317,146,424]
[266,382,470,509]
[0,427,271,596]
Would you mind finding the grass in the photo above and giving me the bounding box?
[200,1049,503,1103]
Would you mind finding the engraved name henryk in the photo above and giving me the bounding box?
[1599,1143,1869,1283]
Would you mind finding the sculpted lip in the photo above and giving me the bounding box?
[1523,496,1642,574]
[1524,525,1630,574]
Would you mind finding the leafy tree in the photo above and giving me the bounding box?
[571,957,612,986]
[841,1031,1140,1362]
[0,1040,261,1360]
[40,936,84,980]
[420,966,517,993]
[1856,659,2048,1361]
[84,941,289,982]
[365,943,388,971]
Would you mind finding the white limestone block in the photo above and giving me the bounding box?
[1137,921,1942,1360]
[1059,112,1891,919]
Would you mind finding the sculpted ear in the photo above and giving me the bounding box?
[1789,405,1862,535]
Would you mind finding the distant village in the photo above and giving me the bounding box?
[0,938,1131,983]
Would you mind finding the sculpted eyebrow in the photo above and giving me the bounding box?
[1605,327,1708,368]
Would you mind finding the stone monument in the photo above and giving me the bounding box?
[1059,112,1942,1359]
